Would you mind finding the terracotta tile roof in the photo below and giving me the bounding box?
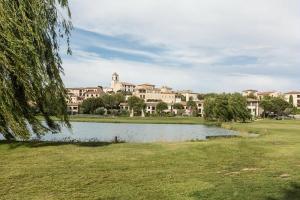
[138,83,155,87]
[83,89,104,95]
[243,89,258,92]
[257,91,277,95]
[121,82,135,86]
[284,91,300,94]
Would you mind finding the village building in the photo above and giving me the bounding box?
[67,103,80,115]
[246,98,261,117]
[65,73,299,117]
[133,83,179,104]
[284,91,300,108]
[242,89,258,98]
[257,91,281,100]
[178,90,199,101]
[66,86,104,114]
[111,72,135,93]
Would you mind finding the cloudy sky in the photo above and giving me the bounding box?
[62,0,300,92]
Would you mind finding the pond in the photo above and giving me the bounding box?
[11,122,236,143]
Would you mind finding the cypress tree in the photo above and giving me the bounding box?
[289,95,294,104]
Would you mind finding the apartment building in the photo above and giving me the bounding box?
[133,84,179,103]
[66,86,104,114]
[242,89,258,97]
[284,91,300,108]
[257,91,281,100]
[246,98,261,117]
[178,90,199,101]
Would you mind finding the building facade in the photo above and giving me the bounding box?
[284,91,300,108]
[111,72,135,93]
[66,86,104,114]
[246,98,261,117]
[133,84,179,104]
[257,91,281,100]
[242,89,258,98]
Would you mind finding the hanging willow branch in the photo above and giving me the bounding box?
[0,0,72,140]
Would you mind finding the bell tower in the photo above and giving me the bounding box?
[111,72,119,89]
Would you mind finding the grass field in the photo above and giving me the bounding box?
[0,119,300,199]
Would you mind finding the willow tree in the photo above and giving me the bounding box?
[0,0,72,140]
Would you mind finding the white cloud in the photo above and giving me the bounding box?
[70,0,300,46]
[63,0,300,92]
[62,55,296,92]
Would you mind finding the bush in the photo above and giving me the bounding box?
[107,109,119,116]
[94,107,106,115]
[173,103,184,110]
[119,109,130,117]
[176,109,185,116]
[167,112,176,117]
[80,98,104,114]
[156,102,168,115]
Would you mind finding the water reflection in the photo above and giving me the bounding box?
[30,122,236,143]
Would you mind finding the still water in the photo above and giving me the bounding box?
[27,122,236,143]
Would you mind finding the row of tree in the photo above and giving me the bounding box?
[80,94,203,116]
[203,93,297,122]
[80,93,125,114]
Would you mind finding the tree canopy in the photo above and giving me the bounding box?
[197,94,205,100]
[173,103,184,110]
[80,98,104,114]
[260,96,294,117]
[203,93,251,122]
[127,96,145,112]
[156,102,168,115]
[187,100,197,110]
[0,0,72,140]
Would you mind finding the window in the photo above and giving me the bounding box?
[297,95,300,98]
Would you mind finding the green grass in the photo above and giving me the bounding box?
[0,119,300,199]
[66,115,221,126]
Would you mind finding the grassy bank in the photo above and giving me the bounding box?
[0,120,300,199]
[67,115,219,125]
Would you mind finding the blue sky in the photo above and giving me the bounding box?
[62,0,300,92]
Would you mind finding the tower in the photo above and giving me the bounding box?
[111,72,119,89]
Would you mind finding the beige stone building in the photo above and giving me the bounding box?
[284,91,300,108]
[133,83,180,104]
[178,90,199,101]
[246,98,261,117]
[257,91,281,100]
[242,89,300,117]
[66,86,104,114]
[111,72,135,93]
[242,89,258,98]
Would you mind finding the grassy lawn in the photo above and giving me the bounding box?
[0,119,300,199]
